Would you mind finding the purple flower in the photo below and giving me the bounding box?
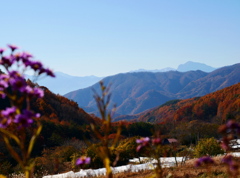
[9,77,27,92]
[0,44,54,131]
[0,48,5,55]
[76,156,91,165]
[26,61,43,71]
[0,91,6,99]
[0,74,9,81]
[33,88,44,98]
[1,56,14,67]
[23,86,44,98]
[12,52,31,62]
[1,107,17,118]
[0,107,17,128]
[42,68,55,77]
[194,156,214,167]
[0,74,9,90]
[8,44,18,52]
[8,71,22,78]
[136,137,150,144]
[0,80,9,90]
[0,117,11,128]
[15,52,31,65]
[8,71,27,92]
[14,110,40,128]
[0,74,8,79]
[136,137,150,152]
[21,52,33,59]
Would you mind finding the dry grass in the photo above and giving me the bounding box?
[93,156,234,178]
[9,156,238,177]
[92,170,154,178]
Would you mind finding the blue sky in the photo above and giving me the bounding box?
[1,1,239,77]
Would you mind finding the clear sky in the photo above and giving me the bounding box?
[1,1,239,77]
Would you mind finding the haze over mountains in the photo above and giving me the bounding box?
[64,63,240,117]
[130,61,216,73]
[27,72,103,95]
[177,61,216,72]
[33,61,216,95]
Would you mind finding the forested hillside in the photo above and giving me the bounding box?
[138,82,240,123]
[65,63,240,116]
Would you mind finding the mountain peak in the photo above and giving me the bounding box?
[177,61,216,72]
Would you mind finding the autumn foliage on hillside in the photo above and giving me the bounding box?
[30,83,97,125]
[0,80,101,170]
[27,82,105,149]
[1,64,239,177]
[139,82,240,123]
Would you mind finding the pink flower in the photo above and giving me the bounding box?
[1,56,14,66]
[8,44,18,52]
[76,156,91,165]
[23,86,44,98]
[136,137,150,152]
[14,110,39,128]
[0,48,5,54]
[43,68,55,77]
[0,107,17,128]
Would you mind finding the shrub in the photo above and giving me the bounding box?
[34,146,77,175]
[194,137,224,157]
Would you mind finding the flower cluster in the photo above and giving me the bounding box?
[0,44,55,178]
[0,107,40,128]
[0,45,55,77]
[194,156,215,167]
[136,137,150,152]
[136,137,162,152]
[76,156,91,166]
[0,45,55,129]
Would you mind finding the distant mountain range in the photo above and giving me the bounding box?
[27,72,103,95]
[27,61,214,95]
[177,61,216,72]
[130,67,176,73]
[28,61,216,95]
[130,61,216,73]
[64,63,240,117]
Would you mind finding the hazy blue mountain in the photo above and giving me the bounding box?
[27,72,103,95]
[130,61,216,73]
[64,70,207,116]
[177,61,216,72]
[176,63,240,99]
[64,63,239,116]
[130,67,176,73]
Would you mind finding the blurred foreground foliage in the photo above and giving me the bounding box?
[1,82,239,177]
